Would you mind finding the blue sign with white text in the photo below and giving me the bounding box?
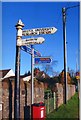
[34,57,52,64]
[21,46,41,57]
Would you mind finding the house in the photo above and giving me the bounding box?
[59,70,72,84]
[34,68,50,79]
[21,75,31,82]
[0,69,15,80]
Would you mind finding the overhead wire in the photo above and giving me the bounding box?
[66,4,80,11]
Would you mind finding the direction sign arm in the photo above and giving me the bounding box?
[17,37,45,46]
[22,27,57,36]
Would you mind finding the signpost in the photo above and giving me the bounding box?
[15,19,57,118]
[76,72,80,80]
[17,37,45,46]
[22,27,57,36]
[34,57,52,64]
[76,71,80,99]
[14,19,24,119]
[21,46,41,57]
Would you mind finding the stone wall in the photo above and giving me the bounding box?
[67,84,76,100]
[2,79,10,119]
[55,83,76,108]
[2,78,44,119]
[1,78,76,119]
[0,81,2,120]
[56,83,64,108]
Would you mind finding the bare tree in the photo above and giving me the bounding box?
[42,60,58,76]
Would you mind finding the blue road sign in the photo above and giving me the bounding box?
[21,46,31,54]
[21,46,41,57]
[34,57,52,64]
[34,50,41,57]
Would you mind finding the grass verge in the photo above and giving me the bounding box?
[46,92,79,120]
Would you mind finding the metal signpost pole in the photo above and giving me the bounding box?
[62,7,67,104]
[14,20,24,119]
[31,45,34,104]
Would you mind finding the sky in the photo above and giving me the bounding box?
[1,1,80,75]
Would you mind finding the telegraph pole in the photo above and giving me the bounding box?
[62,4,80,104]
[14,20,24,119]
[62,7,67,104]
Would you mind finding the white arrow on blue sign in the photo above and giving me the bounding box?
[21,46,31,54]
[34,50,41,57]
[34,57,52,64]
[21,46,41,57]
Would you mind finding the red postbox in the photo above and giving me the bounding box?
[31,102,46,120]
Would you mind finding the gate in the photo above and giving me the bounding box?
[44,90,56,115]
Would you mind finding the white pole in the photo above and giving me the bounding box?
[31,45,34,104]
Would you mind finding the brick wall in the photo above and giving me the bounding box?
[2,78,44,119]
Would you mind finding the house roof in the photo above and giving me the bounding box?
[35,70,50,79]
[22,75,31,82]
[0,69,11,78]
